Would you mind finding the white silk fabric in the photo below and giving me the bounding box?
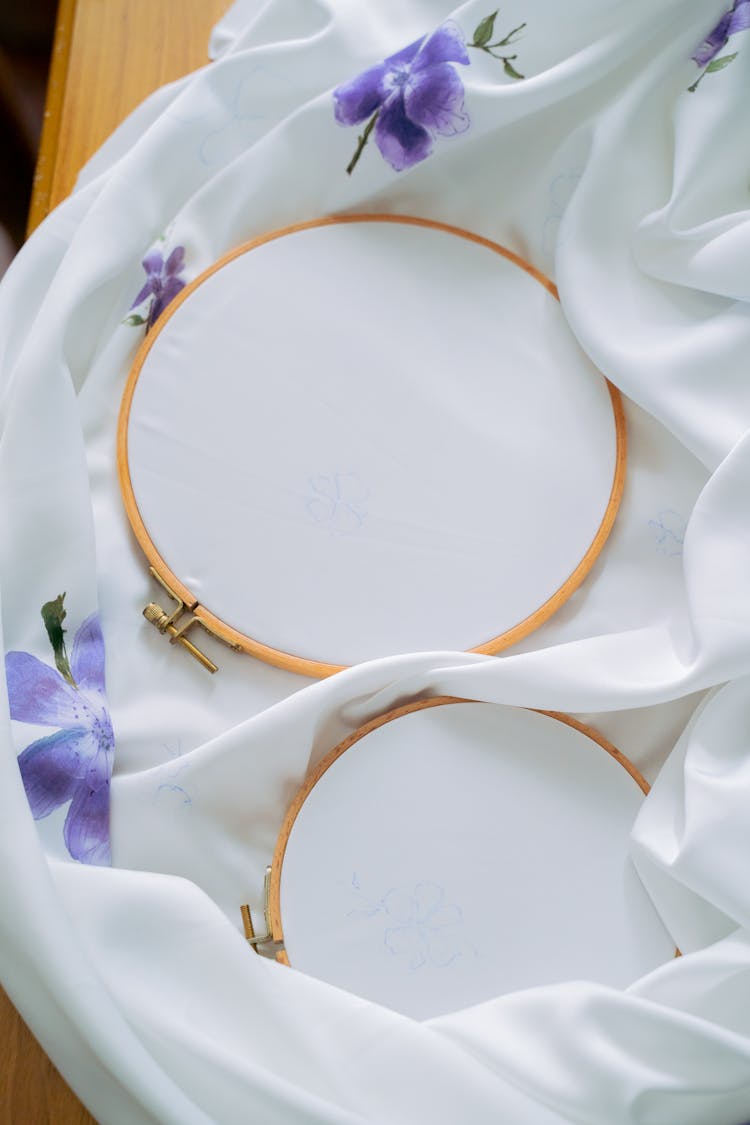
[2,1,750,1122]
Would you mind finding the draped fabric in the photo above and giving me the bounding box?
[2,1,750,1121]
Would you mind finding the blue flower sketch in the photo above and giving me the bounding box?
[383,882,465,969]
[350,877,467,970]
[542,171,581,266]
[198,67,271,165]
[5,597,113,865]
[648,510,687,557]
[155,783,192,806]
[305,473,369,534]
[152,752,192,808]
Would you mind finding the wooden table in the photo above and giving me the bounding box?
[29,0,229,231]
[2,3,228,1121]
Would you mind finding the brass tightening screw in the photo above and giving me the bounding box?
[143,602,218,673]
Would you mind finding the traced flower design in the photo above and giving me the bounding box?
[197,65,293,166]
[349,877,467,970]
[689,0,750,90]
[155,783,192,806]
[334,21,470,174]
[383,882,464,969]
[305,472,369,534]
[153,757,192,808]
[5,596,113,865]
[334,12,526,175]
[542,171,582,267]
[648,509,687,558]
[125,245,186,331]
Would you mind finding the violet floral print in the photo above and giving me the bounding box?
[125,244,186,330]
[5,596,114,865]
[334,11,525,175]
[689,0,750,91]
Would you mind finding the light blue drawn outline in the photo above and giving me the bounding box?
[152,754,193,807]
[305,472,369,536]
[541,170,582,266]
[648,509,687,557]
[347,874,474,971]
[197,64,294,165]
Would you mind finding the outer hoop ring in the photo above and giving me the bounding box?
[267,697,650,960]
[118,213,627,678]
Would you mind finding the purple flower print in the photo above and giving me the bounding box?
[126,245,186,330]
[693,0,750,64]
[5,597,113,865]
[333,12,526,176]
[689,0,750,89]
[334,21,471,174]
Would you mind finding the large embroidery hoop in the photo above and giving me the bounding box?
[118,215,626,676]
[252,699,675,1020]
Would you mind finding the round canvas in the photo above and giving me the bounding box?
[119,216,625,676]
[269,700,675,1020]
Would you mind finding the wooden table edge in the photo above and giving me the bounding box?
[27,0,78,235]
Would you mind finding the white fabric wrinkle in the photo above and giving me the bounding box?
[4,1,750,1122]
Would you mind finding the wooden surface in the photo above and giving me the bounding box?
[9,3,229,1123]
[29,0,228,231]
[0,990,93,1125]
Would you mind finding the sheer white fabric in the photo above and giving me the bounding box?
[2,0,750,1122]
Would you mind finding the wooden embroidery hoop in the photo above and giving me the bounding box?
[264,697,649,965]
[243,697,677,1010]
[117,214,627,678]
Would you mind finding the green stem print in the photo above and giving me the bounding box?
[688,52,737,93]
[332,11,527,176]
[41,593,75,686]
[688,1,749,92]
[468,10,526,78]
[346,111,379,176]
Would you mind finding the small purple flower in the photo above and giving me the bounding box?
[5,607,113,865]
[692,0,750,66]
[128,245,186,330]
[334,21,470,174]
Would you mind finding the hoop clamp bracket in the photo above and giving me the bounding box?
[143,567,240,673]
[241,867,286,961]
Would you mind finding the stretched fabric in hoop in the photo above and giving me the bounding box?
[119,215,625,676]
[264,699,675,1019]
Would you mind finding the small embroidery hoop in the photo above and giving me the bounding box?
[246,698,676,1019]
[117,214,627,677]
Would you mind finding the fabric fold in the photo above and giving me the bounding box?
[3,0,750,1122]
